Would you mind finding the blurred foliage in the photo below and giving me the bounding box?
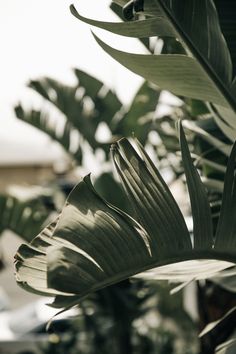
[0,192,53,269]
[12,68,199,353]
[10,1,236,354]
[16,281,197,354]
[0,194,51,242]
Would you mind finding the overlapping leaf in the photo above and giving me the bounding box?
[200,306,236,354]
[178,122,213,249]
[112,81,161,142]
[15,105,83,163]
[17,71,122,160]
[71,0,236,139]
[214,0,236,77]
[15,124,236,309]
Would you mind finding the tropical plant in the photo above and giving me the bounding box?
[70,0,236,142]
[13,1,236,353]
[14,124,236,306]
[15,71,162,162]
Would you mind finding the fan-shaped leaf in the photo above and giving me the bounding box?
[15,130,236,309]
[111,137,191,254]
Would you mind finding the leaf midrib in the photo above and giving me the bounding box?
[48,249,236,308]
[157,0,236,113]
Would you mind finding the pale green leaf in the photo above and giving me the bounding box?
[93,34,228,107]
[70,4,174,38]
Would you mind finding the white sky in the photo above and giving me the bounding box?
[0,0,145,163]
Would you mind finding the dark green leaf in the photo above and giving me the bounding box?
[178,122,213,249]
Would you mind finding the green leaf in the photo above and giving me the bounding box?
[109,1,152,52]
[214,142,236,251]
[29,78,81,119]
[209,103,236,142]
[94,172,131,213]
[93,34,228,107]
[158,0,233,84]
[28,77,99,149]
[70,4,174,38]
[15,219,76,297]
[15,131,236,309]
[0,194,50,243]
[73,68,103,98]
[28,73,122,146]
[183,120,231,157]
[111,137,192,255]
[178,122,213,249]
[113,81,160,142]
[214,0,236,77]
[73,0,236,139]
[74,68,122,125]
[15,105,83,163]
[16,69,123,160]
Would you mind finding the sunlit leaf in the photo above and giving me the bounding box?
[15,125,236,309]
[72,0,236,139]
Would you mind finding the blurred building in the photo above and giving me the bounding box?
[0,126,71,309]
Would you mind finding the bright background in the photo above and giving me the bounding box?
[0,0,146,164]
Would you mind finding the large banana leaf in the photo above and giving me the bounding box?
[15,124,236,309]
[70,1,236,139]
